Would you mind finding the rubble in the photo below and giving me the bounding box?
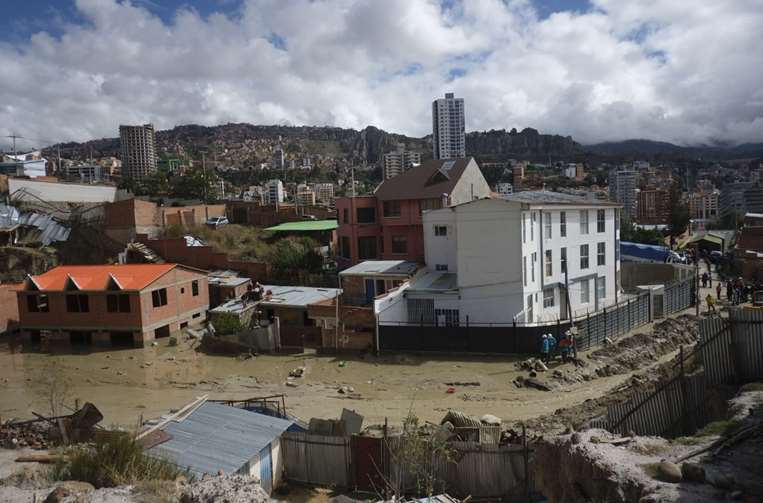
[183,475,273,503]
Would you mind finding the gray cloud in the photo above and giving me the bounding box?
[1,0,762,148]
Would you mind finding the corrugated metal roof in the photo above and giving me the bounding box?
[340,260,419,277]
[265,220,338,232]
[503,190,620,206]
[0,204,71,245]
[146,402,294,479]
[408,270,458,292]
[259,284,341,308]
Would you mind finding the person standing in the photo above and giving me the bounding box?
[716,282,722,303]
[540,334,550,363]
[706,293,716,313]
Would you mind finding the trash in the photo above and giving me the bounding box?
[289,367,306,378]
[446,387,456,394]
[338,361,346,368]
[169,337,178,347]
[151,341,159,347]
[480,414,502,425]
[445,381,480,386]
[285,382,298,388]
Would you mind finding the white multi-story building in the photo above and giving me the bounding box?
[376,192,622,326]
[296,189,316,207]
[313,183,335,205]
[265,179,284,205]
[687,190,720,220]
[495,182,513,199]
[383,146,422,180]
[432,93,465,160]
[119,124,157,179]
[609,167,638,222]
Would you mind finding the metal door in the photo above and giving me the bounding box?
[259,444,273,494]
[365,279,375,304]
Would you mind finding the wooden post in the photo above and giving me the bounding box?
[523,424,530,502]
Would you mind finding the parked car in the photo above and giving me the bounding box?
[205,216,229,228]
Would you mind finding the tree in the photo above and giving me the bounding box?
[667,182,690,237]
[170,168,218,202]
[620,219,664,245]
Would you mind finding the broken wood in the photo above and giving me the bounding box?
[523,378,554,391]
[135,395,208,441]
[15,454,65,464]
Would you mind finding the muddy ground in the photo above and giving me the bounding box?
[0,310,705,431]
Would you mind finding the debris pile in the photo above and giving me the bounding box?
[0,422,51,450]
[180,475,272,503]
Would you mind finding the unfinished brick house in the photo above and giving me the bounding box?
[17,264,209,348]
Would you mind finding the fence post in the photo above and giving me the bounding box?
[586,312,591,349]
[679,345,691,435]
[627,298,632,331]
[523,424,530,502]
[602,307,607,343]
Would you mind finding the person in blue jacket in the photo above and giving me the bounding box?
[540,334,550,363]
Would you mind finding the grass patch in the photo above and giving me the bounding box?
[51,433,187,488]
[133,480,179,503]
[695,419,741,437]
[671,436,704,446]
[640,462,660,480]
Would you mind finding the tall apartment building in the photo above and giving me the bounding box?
[432,93,465,160]
[296,189,316,207]
[313,183,335,205]
[687,190,720,220]
[383,146,422,180]
[608,167,638,222]
[636,188,670,225]
[119,124,157,179]
[265,179,284,205]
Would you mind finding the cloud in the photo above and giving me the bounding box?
[0,0,762,147]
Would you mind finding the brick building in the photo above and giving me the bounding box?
[17,264,209,348]
[104,198,226,243]
[636,188,670,225]
[335,158,490,267]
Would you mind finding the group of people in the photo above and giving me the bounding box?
[540,329,577,364]
[703,276,761,313]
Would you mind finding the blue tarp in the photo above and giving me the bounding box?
[620,241,671,263]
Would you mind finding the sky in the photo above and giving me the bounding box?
[1,0,762,150]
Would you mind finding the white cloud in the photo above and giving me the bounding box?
[0,0,762,147]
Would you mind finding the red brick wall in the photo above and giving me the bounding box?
[0,284,21,332]
[140,268,209,328]
[135,236,270,281]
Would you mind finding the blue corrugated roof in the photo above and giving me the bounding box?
[146,402,294,478]
[620,241,670,262]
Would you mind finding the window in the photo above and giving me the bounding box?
[580,279,590,304]
[531,252,537,282]
[152,288,168,308]
[523,256,527,286]
[107,294,131,313]
[544,212,552,239]
[526,295,533,323]
[560,211,567,237]
[543,288,555,308]
[340,236,351,258]
[66,294,89,313]
[434,225,447,236]
[596,277,606,301]
[530,212,536,240]
[545,250,553,277]
[435,308,459,327]
[597,242,606,266]
[597,209,606,232]
[383,200,401,217]
[358,236,377,259]
[27,294,49,313]
[522,214,527,243]
[435,264,448,271]
[391,236,408,254]
[560,247,567,274]
[419,199,442,214]
[580,210,589,234]
[192,280,199,296]
[580,244,589,269]
[343,208,349,224]
[356,207,375,223]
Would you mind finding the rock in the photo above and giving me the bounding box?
[218,469,225,476]
[657,460,682,483]
[285,381,298,388]
[571,432,582,444]
[289,367,306,378]
[681,462,705,483]
[534,360,549,372]
[44,481,95,503]
[480,414,502,425]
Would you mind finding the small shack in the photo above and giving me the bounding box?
[145,402,301,493]
[208,270,253,308]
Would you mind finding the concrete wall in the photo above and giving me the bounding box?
[423,208,458,273]
[227,201,335,227]
[621,262,695,289]
[449,159,492,205]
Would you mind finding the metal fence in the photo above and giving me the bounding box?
[597,306,763,438]
[573,292,651,351]
[281,431,351,487]
[664,276,696,316]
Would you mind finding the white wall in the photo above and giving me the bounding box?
[422,208,458,273]
[449,159,491,205]
[9,178,118,203]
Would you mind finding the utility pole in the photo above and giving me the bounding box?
[202,151,208,204]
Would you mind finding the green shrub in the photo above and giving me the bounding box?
[212,312,244,334]
[51,433,187,488]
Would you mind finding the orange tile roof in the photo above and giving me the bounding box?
[29,264,178,291]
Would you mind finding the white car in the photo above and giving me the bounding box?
[205,216,229,228]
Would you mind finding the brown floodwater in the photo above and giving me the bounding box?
[0,336,641,429]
